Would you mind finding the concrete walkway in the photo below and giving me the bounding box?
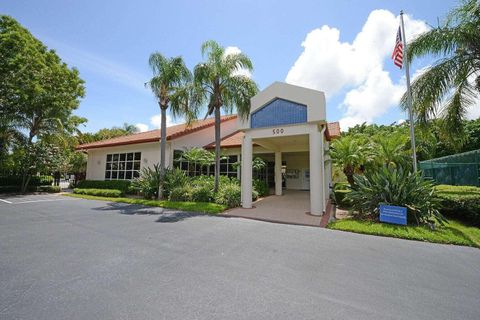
[225,190,323,226]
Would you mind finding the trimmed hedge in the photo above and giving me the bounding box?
[76,180,131,192]
[435,185,480,225]
[0,175,53,187]
[73,188,123,197]
[37,185,61,193]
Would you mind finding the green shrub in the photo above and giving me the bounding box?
[435,185,480,225]
[333,189,351,207]
[163,168,189,198]
[252,189,259,201]
[333,182,350,191]
[131,164,161,199]
[253,179,269,197]
[190,185,213,202]
[37,185,61,193]
[76,180,130,192]
[169,186,193,202]
[346,166,444,225]
[73,188,123,197]
[215,183,242,208]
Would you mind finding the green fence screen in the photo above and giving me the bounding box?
[419,149,480,186]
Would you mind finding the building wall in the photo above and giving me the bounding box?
[85,142,162,180]
[85,118,238,181]
[283,152,309,190]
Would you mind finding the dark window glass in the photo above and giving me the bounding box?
[134,152,141,160]
[118,171,125,179]
[106,163,112,170]
[120,154,126,161]
[119,162,125,170]
[127,153,133,161]
[113,154,119,161]
[230,155,238,162]
[125,171,132,179]
[105,171,111,179]
[106,154,112,162]
[133,162,140,170]
[112,162,118,170]
[181,162,188,170]
[133,171,140,178]
[126,162,133,170]
[111,171,118,179]
[174,150,183,160]
[220,164,227,172]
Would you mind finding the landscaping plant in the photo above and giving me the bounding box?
[346,166,444,226]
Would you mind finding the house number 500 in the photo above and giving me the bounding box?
[273,128,284,135]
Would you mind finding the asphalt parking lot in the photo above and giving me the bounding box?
[1,194,479,320]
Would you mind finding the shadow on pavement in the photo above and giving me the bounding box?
[91,202,217,223]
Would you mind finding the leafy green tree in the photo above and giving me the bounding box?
[182,147,215,174]
[193,40,258,192]
[0,15,85,191]
[401,0,480,138]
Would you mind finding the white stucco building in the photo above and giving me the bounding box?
[76,82,340,215]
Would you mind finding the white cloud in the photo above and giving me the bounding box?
[135,123,149,132]
[339,67,404,129]
[224,46,252,78]
[150,114,181,128]
[286,9,429,129]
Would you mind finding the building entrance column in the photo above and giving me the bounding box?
[309,126,325,215]
[241,134,253,208]
[274,151,282,196]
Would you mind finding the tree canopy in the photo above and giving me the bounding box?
[401,0,480,138]
[0,15,85,190]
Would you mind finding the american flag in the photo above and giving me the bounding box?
[392,27,403,68]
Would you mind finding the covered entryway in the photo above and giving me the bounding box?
[238,82,331,217]
[225,190,325,226]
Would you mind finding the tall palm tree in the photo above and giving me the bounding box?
[193,40,258,192]
[147,53,193,198]
[401,0,480,138]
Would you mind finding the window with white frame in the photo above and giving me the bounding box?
[173,150,238,178]
[105,152,141,180]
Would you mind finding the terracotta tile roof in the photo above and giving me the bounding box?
[204,131,246,149]
[76,115,238,150]
[205,122,341,149]
[326,122,341,140]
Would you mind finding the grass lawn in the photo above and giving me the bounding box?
[63,193,227,214]
[327,219,480,248]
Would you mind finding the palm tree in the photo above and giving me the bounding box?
[330,136,371,186]
[147,53,193,198]
[193,40,258,192]
[401,0,480,138]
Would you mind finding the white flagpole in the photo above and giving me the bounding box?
[400,10,418,172]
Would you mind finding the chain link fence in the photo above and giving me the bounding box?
[419,149,480,186]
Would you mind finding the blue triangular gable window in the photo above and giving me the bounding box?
[251,98,307,129]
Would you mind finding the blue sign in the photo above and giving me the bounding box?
[379,204,407,225]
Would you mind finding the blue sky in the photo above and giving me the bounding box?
[2,0,460,132]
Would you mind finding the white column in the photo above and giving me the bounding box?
[309,126,324,215]
[241,134,253,208]
[275,151,282,196]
